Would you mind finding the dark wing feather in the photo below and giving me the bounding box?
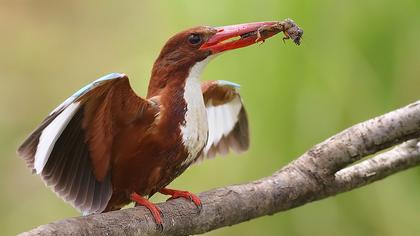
[195,80,249,163]
[41,107,112,214]
[17,73,155,214]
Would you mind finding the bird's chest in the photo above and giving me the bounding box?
[179,76,208,165]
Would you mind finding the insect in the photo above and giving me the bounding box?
[255,19,303,45]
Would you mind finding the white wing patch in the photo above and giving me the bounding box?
[204,96,242,156]
[34,102,80,174]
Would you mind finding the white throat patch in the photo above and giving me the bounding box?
[180,57,212,165]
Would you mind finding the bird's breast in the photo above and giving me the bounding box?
[179,71,208,165]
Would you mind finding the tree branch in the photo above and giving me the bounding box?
[20,101,420,236]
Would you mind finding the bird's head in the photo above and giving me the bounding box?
[149,20,302,97]
[154,21,289,68]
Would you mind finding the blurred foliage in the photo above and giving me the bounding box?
[1,0,420,235]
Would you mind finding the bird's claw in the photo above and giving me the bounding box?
[156,223,164,232]
[130,193,164,231]
[161,188,202,213]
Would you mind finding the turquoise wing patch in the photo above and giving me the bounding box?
[72,73,126,98]
[50,73,126,114]
[217,80,241,89]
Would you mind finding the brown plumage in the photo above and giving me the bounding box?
[17,20,302,226]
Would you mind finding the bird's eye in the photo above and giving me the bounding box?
[188,34,202,45]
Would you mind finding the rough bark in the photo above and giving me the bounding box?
[20,101,420,236]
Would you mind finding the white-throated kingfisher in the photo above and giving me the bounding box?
[18,19,303,227]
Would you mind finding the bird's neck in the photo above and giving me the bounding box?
[147,57,212,98]
[146,58,211,133]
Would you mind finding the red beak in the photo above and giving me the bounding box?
[200,21,281,54]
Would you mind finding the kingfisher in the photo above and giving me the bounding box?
[18,20,302,227]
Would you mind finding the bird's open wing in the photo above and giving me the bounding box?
[17,73,157,214]
[195,80,249,163]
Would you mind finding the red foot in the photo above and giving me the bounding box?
[159,188,202,211]
[130,193,163,230]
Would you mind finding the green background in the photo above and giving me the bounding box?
[1,0,420,235]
